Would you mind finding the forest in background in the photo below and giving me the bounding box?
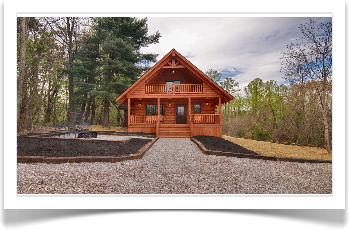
[17,17,332,152]
[217,19,332,153]
[17,17,160,131]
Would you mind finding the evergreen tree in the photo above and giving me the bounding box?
[73,17,160,126]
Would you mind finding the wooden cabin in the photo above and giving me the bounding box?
[116,49,234,137]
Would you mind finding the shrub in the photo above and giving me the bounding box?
[251,122,270,141]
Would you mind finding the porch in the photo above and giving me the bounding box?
[128,123,222,138]
[126,97,223,137]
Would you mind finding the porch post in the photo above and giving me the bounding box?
[128,97,130,126]
[219,97,222,125]
[156,97,160,136]
[157,97,160,121]
[189,97,192,137]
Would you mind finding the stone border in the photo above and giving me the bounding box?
[17,137,159,164]
[191,138,332,164]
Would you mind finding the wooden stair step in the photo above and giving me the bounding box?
[158,133,191,137]
[159,128,190,131]
[158,135,191,138]
[158,124,191,137]
[159,129,190,134]
[159,124,190,128]
[159,130,190,133]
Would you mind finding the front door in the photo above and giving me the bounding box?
[176,104,187,124]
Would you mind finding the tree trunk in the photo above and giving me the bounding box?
[90,98,96,125]
[78,96,87,123]
[18,17,28,131]
[67,17,75,126]
[45,82,52,124]
[321,103,331,153]
[103,97,110,127]
[84,99,91,123]
[321,54,331,154]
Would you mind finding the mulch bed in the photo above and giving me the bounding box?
[193,136,259,155]
[192,136,331,163]
[17,136,152,157]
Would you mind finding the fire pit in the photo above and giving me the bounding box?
[77,131,98,139]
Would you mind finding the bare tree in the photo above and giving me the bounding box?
[18,17,28,131]
[281,19,332,153]
[44,17,85,125]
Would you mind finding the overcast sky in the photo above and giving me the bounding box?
[140,17,332,91]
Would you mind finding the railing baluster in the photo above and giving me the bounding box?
[190,114,221,124]
[145,84,203,94]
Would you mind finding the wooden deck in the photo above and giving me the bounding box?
[128,123,221,137]
[192,124,222,137]
[128,124,156,133]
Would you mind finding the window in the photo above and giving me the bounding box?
[146,104,165,115]
[166,79,182,93]
[166,79,182,85]
[194,104,201,113]
[177,106,184,115]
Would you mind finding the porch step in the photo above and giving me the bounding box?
[158,125,191,138]
[159,124,190,128]
[158,133,191,138]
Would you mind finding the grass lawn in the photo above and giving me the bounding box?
[223,135,332,161]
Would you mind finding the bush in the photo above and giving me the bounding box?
[237,130,245,138]
[251,122,270,141]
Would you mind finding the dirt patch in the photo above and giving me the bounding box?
[90,125,128,132]
[17,136,151,157]
[223,135,332,161]
[193,136,259,155]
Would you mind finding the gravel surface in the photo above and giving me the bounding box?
[17,138,332,194]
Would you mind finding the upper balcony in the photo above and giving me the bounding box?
[145,83,203,94]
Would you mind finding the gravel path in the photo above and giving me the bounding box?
[17,138,332,194]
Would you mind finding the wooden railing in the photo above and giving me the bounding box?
[145,84,203,94]
[130,115,161,124]
[191,114,220,124]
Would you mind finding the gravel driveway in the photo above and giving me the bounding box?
[17,138,332,194]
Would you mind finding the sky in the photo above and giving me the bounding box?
[140,17,332,92]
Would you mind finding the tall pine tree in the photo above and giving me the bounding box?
[72,17,160,126]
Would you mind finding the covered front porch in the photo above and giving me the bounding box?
[126,97,223,137]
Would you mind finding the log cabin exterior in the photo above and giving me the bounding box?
[116,49,234,137]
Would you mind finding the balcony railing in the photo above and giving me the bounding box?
[130,115,163,124]
[191,114,220,124]
[130,114,220,125]
[145,84,203,94]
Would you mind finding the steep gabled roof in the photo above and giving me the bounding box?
[116,48,234,104]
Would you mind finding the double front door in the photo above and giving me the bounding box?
[176,104,187,124]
